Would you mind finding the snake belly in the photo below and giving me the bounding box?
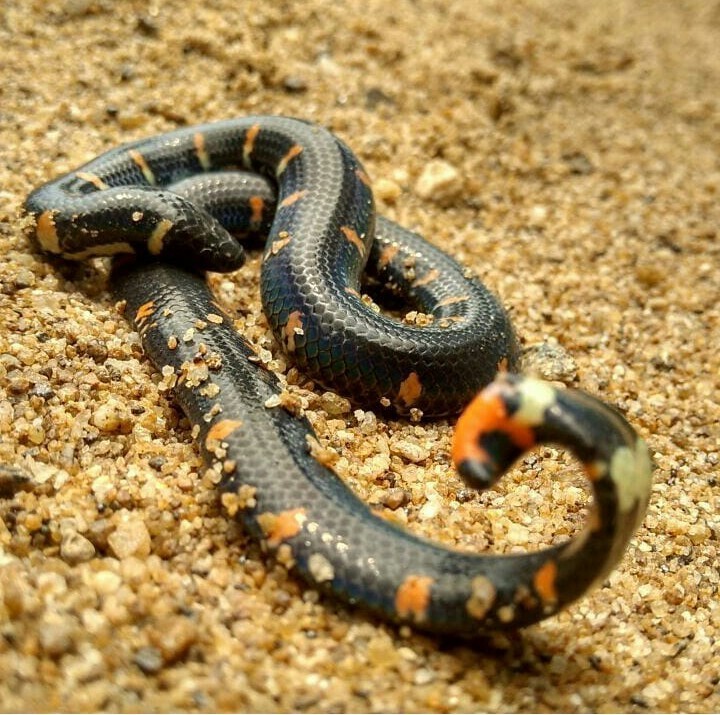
[24,116,653,635]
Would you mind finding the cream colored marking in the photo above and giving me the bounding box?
[193,132,211,170]
[129,149,156,184]
[242,123,260,167]
[279,189,308,208]
[609,439,653,514]
[63,241,134,260]
[276,144,303,176]
[466,575,496,620]
[308,553,335,583]
[147,218,174,255]
[345,287,361,298]
[514,377,557,426]
[75,171,109,190]
[340,226,365,256]
[35,210,60,253]
[413,268,440,287]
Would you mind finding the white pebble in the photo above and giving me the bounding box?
[415,160,462,201]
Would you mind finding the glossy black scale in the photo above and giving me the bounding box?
[25,116,652,636]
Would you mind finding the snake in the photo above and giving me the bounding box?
[24,116,652,635]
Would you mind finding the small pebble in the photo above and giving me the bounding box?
[60,530,96,564]
[39,614,76,658]
[12,268,35,289]
[374,177,402,202]
[63,646,105,683]
[91,399,133,433]
[89,570,123,596]
[282,75,308,93]
[522,340,578,382]
[415,160,462,202]
[149,617,199,664]
[133,646,164,675]
[107,513,152,559]
[506,523,530,546]
[365,86,394,109]
[391,439,429,463]
[319,391,351,416]
[382,488,412,510]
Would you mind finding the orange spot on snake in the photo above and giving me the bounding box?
[36,210,60,253]
[75,171,108,190]
[284,310,304,351]
[193,132,211,170]
[206,419,243,444]
[533,560,559,604]
[279,189,308,207]
[276,144,303,175]
[258,508,307,548]
[395,574,434,622]
[340,225,365,256]
[378,243,399,269]
[134,301,156,323]
[355,167,372,187]
[243,123,261,166]
[129,150,156,184]
[451,385,535,470]
[397,372,422,407]
[249,195,265,226]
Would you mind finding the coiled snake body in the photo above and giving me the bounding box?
[25,116,652,635]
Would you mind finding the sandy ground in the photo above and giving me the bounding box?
[1,0,718,711]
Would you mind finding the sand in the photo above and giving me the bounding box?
[0,0,718,711]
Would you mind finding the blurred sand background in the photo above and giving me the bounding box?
[0,0,718,711]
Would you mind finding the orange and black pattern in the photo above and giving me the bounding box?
[25,117,652,635]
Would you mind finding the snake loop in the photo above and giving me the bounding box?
[25,116,652,635]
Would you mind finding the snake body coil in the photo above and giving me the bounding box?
[25,116,652,635]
